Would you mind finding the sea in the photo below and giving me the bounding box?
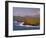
[13,21,40,31]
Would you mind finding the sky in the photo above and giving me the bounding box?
[13,7,40,17]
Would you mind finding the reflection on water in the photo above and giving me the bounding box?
[13,21,40,30]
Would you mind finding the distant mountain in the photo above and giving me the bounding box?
[13,16,24,21]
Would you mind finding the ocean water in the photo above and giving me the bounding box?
[13,21,40,31]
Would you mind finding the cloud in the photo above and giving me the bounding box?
[13,7,40,17]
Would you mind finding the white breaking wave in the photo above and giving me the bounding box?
[19,22,32,27]
[14,21,39,27]
[19,22,24,26]
[19,22,39,27]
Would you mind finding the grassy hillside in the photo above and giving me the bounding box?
[23,18,40,26]
[13,16,40,26]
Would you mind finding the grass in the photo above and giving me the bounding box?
[13,16,40,26]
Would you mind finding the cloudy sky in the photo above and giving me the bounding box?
[13,7,40,17]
